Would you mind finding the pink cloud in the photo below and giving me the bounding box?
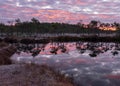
[34,10,89,23]
[0,0,120,23]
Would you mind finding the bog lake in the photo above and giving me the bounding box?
[11,42,120,86]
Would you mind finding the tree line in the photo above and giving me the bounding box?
[0,18,120,37]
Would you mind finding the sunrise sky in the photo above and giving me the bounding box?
[0,0,120,24]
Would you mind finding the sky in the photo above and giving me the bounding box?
[0,0,120,24]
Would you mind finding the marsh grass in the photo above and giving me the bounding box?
[23,63,75,86]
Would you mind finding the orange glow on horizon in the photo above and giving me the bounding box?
[99,26,117,31]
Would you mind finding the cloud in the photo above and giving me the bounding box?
[0,0,120,23]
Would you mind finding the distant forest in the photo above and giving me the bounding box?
[0,18,120,36]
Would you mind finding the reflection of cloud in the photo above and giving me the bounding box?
[0,0,120,23]
[112,69,120,74]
